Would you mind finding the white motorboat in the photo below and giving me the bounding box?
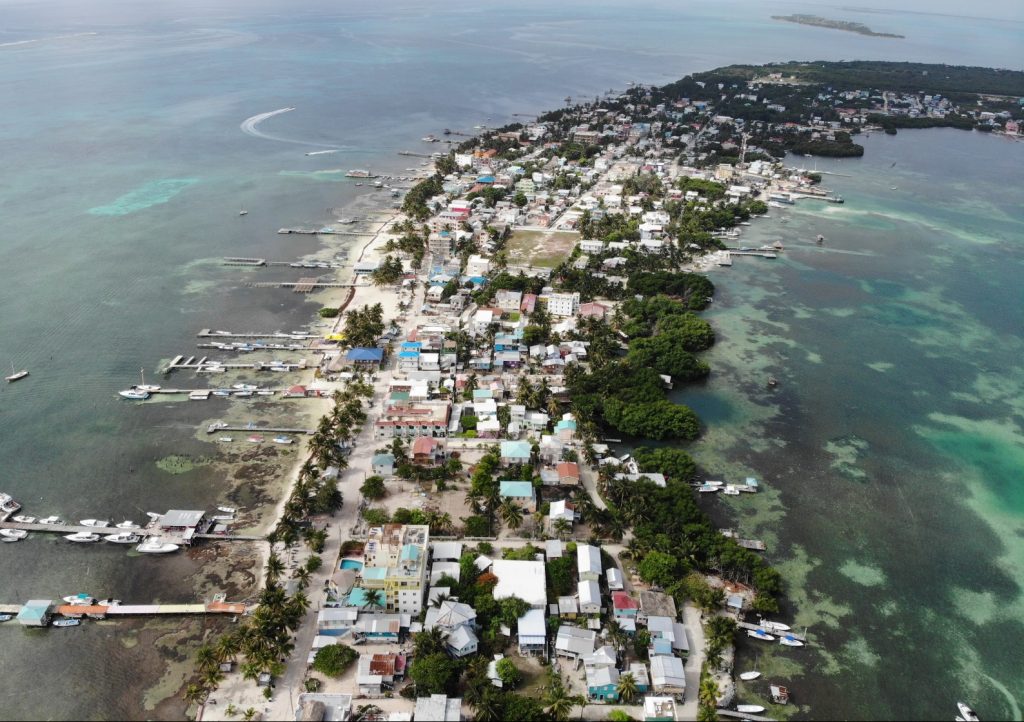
[739,671,761,681]
[145,512,162,519]
[698,484,721,493]
[116,520,140,529]
[704,480,723,486]
[747,629,775,641]
[737,705,765,714]
[136,541,179,554]
[53,619,80,627]
[6,362,29,382]
[65,532,101,543]
[213,389,232,397]
[723,485,740,496]
[211,514,234,521]
[779,634,804,647]
[0,492,22,514]
[957,703,980,721]
[232,383,258,391]
[63,594,96,604]
[0,529,28,541]
[104,532,142,544]
[218,436,234,442]
[12,515,36,524]
[217,506,236,514]
[257,390,275,396]
[119,389,150,400]
[80,519,110,528]
[98,598,122,606]
[759,619,791,632]
[273,436,293,444]
[39,515,64,525]
[0,614,12,622]
[234,390,253,397]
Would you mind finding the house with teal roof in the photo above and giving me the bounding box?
[500,440,532,466]
[499,480,536,512]
[371,453,395,477]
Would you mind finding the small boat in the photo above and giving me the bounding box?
[767,377,778,387]
[0,614,13,622]
[723,485,740,496]
[212,390,232,397]
[737,705,766,714]
[247,435,264,443]
[760,619,791,632]
[53,619,81,627]
[704,480,723,486]
[80,519,110,528]
[115,521,140,529]
[217,506,237,514]
[748,629,775,641]
[0,492,21,514]
[234,390,254,397]
[98,599,121,606]
[239,209,248,216]
[890,186,898,190]
[211,514,235,521]
[698,484,721,493]
[957,702,980,721]
[5,363,29,383]
[770,685,789,704]
[0,529,28,541]
[739,671,761,681]
[12,515,36,524]
[827,195,844,204]
[39,515,64,525]
[218,436,234,442]
[133,367,160,392]
[232,383,258,391]
[816,234,825,244]
[273,436,293,444]
[119,389,150,400]
[145,512,162,520]
[65,532,101,543]
[779,634,804,647]
[256,390,275,396]
[104,532,142,544]
[136,541,179,554]
[63,594,96,604]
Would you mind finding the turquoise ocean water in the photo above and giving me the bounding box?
[0,0,1020,718]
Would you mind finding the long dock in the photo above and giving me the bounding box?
[198,329,318,339]
[245,281,355,291]
[207,424,315,435]
[717,710,774,721]
[163,355,310,373]
[0,520,153,536]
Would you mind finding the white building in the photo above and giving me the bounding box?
[578,580,601,614]
[492,559,547,608]
[577,543,602,582]
[545,292,581,317]
[361,524,429,615]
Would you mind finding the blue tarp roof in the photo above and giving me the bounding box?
[346,347,384,362]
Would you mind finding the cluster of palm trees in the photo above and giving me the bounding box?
[542,671,587,721]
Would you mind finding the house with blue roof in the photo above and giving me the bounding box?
[476,175,496,184]
[371,453,395,477]
[345,347,384,366]
[499,480,536,512]
[554,415,577,442]
[500,440,532,466]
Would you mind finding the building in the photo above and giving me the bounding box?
[373,403,451,440]
[556,461,580,484]
[16,600,52,627]
[606,567,624,591]
[587,665,621,702]
[577,543,602,582]
[578,580,601,614]
[650,655,686,698]
[412,436,447,466]
[466,254,491,277]
[495,289,523,313]
[294,693,353,722]
[555,625,597,661]
[629,661,651,692]
[647,615,689,655]
[492,559,546,608]
[545,292,580,317]
[155,509,210,545]
[413,695,462,722]
[612,591,639,620]
[577,302,608,319]
[639,590,677,623]
[371,453,395,477]
[445,624,479,658]
[517,607,547,655]
[644,696,678,722]
[499,480,537,512]
[499,440,532,466]
[361,524,430,614]
[549,499,576,526]
[431,541,463,562]
[356,653,407,697]
[345,347,385,367]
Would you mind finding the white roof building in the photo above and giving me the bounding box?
[578,580,601,613]
[413,694,462,721]
[492,559,546,608]
[577,543,602,581]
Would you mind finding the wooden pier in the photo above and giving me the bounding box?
[717,710,775,721]
[244,281,354,291]
[198,329,318,339]
[208,425,315,435]
[222,257,267,266]
[0,520,156,537]
[278,228,342,235]
[737,621,806,642]
[164,355,309,374]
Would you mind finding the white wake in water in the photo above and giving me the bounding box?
[239,107,343,150]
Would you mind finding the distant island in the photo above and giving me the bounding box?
[772,14,905,38]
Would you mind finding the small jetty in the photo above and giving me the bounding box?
[9,598,250,628]
[222,257,267,266]
[277,228,342,235]
[198,329,318,339]
[163,355,309,374]
[736,621,806,643]
[716,710,775,722]
[244,280,355,292]
[206,422,314,435]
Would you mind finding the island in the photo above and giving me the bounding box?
[772,13,905,38]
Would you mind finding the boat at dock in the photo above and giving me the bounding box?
[723,485,740,496]
[119,389,150,400]
[65,532,101,543]
[698,484,721,493]
[62,594,96,604]
[12,515,36,524]
[53,619,80,627]
[768,192,795,205]
[737,705,765,714]
[345,169,372,178]
[957,702,980,721]
[759,619,791,632]
[98,598,122,606]
[39,515,64,525]
[213,390,232,397]
[211,514,235,521]
[1,493,22,514]
[136,541,179,554]
[739,671,761,681]
[747,629,775,641]
[115,520,140,529]
[104,532,142,544]
[0,614,12,622]
[232,384,258,391]
[827,195,844,203]
[80,519,110,528]
[257,390,275,396]
[217,506,237,514]
[218,436,234,442]
[273,435,293,444]
[0,529,28,542]
[234,390,254,397]
[779,634,804,647]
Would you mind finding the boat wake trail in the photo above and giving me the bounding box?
[239,107,341,149]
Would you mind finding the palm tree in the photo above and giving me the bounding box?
[499,499,523,530]
[544,675,584,722]
[363,589,385,611]
[616,672,639,704]
[225,702,238,717]
[698,675,720,709]
[570,487,596,523]
[242,708,258,722]
[293,566,312,589]
[203,667,225,690]
[552,517,572,539]
[431,592,451,608]
[265,553,285,582]
[195,644,218,672]
[183,684,207,705]
[473,690,503,722]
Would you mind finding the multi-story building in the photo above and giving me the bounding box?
[373,402,452,440]
[543,292,581,317]
[361,524,430,615]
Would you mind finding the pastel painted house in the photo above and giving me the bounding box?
[612,591,639,621]
[500,440,532,466]
[499,480,537,513]
[586,665,621,702]
[371,453,395,477]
